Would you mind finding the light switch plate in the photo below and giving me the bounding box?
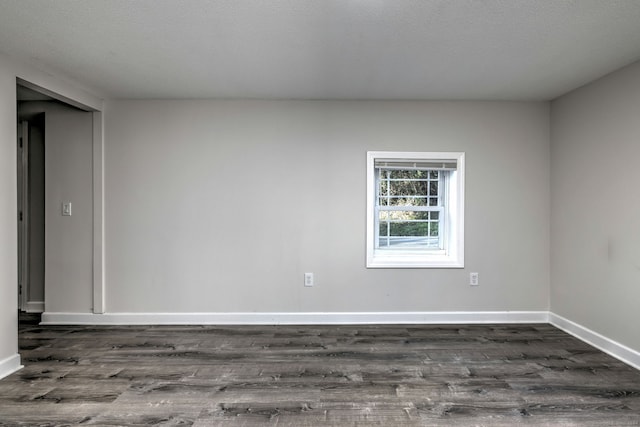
[62,202,72,216]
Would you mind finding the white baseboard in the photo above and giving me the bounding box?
[0,354,23,380]
[41,311,549,325]
[25,301,44,313]
[549,312,640,371]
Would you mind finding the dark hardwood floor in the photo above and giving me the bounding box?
[1,314,639,426]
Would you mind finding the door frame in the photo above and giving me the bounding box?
[16,77,105,315]
[17,121,29,311]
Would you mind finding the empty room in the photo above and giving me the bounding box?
[1,1,640,425]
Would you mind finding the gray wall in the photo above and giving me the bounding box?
[43,104,93,312]
[0,59,19,370]
[551,60,640,351]
[104,100,550,314]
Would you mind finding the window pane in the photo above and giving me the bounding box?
[379,180,388,194]
[386,180,428,196]
[378,224,438,247]
[429,181,438,195]
[379,222,388,236]
[429,221,439,236]
[390,222,427,236]
[377,169,441,209]
[411,211,432,220]
[412,197,429,206]
[383,196,429,206]
[388,170,429,180]
[376,214,441,249]
[379,211,435,221]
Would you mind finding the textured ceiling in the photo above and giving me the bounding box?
[2,0,640,100]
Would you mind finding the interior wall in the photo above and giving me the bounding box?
[104,100,550,314]
[551,59,640,352]
[0,58,19,372]
[46,105,94,312]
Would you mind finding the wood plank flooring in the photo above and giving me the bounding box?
[0,315,639,426]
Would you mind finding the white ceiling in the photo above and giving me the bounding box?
[2,0,640,101]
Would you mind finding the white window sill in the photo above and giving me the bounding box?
[367,253,464,269]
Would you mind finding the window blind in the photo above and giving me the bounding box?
[374,159,457,171]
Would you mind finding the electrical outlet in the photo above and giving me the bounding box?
[304,272,314,287]
[470,272,479,286]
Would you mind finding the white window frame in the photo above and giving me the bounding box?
[366,151,465,268]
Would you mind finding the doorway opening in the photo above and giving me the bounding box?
[17,85,52,318]
[16,82,102,327]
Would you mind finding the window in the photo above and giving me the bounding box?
[366,151,465,268]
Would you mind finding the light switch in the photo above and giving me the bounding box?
[62,202,72,216]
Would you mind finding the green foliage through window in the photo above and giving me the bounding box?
[377,168,443,249]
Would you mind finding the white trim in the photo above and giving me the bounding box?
[41,311,549,326]
[0,354,23,380]
[92,111,105,314]
[17,120,29,311]
[25,301,44,313]
[549,312,640,371]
